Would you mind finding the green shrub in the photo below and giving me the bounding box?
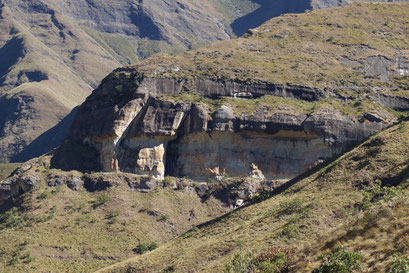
[388,254,409,273]
[398,121,407,133]
[255,247,296,273]
[162,176,175,188]
[133,242,158,254]
[1,207,21,228]
[279,223,299,238]
[134,243,149,254]
[148,242,158,251]
[8,255,19,266]
[94,193,110,208]
[21,252,35,264]
[312,245,362,273]
[361,179,404,210]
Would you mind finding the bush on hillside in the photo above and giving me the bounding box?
[225,251,255,273]
[388,254,409,273]
[133,242,158,255]
[254,247,296,273]
[312,245,362,273]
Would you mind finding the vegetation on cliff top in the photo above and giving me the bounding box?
[132,3,409,98]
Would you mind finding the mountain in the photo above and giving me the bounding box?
[1,0,405,164]
[65,2,409,184]
[0,3,408,272]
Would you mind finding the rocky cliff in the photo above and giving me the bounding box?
[68,70,393,182]
[66,2,409,182]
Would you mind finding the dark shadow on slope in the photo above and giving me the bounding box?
[49,139,101,173]
[11,107,79,163]
[0,95,19,139]
[129,4,163,40]
[381,165,409,187]
[231,0,312,36]
[0,36,25,86]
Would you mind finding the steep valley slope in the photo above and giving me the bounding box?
[1,0,406,164]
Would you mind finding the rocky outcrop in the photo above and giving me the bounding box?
[48,174,83,191]
[0,0,284,164]
[0,180,11,205]
[67,71,395,182]
[62,3,409,184]
[0,174,41,204]
[375,94,409,112]
[10,175,41,197]
[2,0,408,165]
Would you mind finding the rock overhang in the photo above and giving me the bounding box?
[66,69,395,181]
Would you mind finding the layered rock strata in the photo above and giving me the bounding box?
[68,71,393,181]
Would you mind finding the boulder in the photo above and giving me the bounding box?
[48,174,83,191]
[0,180,12,204]
[83,174,122,192]
[195,182,209,198]
[10,175,41,197]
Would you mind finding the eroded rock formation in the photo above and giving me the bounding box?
[67,70,394,181]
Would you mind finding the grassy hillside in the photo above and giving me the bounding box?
[0,170,229,272]
[0,163,21,181]
[134,3,409,98]
[98,120,409,272]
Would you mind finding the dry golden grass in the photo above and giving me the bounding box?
[0,163,21,180]
[132,2,409,98]
[0,169,228,272]
[98,120,409,273]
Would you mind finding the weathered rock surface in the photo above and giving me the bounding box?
[0,180,12,205]
[51,3,409,185]
[67,70,394,182]
[0,174,42,203]
[83,173,122,192]
[48,174,83,191]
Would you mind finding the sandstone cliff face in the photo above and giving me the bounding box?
[68,70,392,181]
